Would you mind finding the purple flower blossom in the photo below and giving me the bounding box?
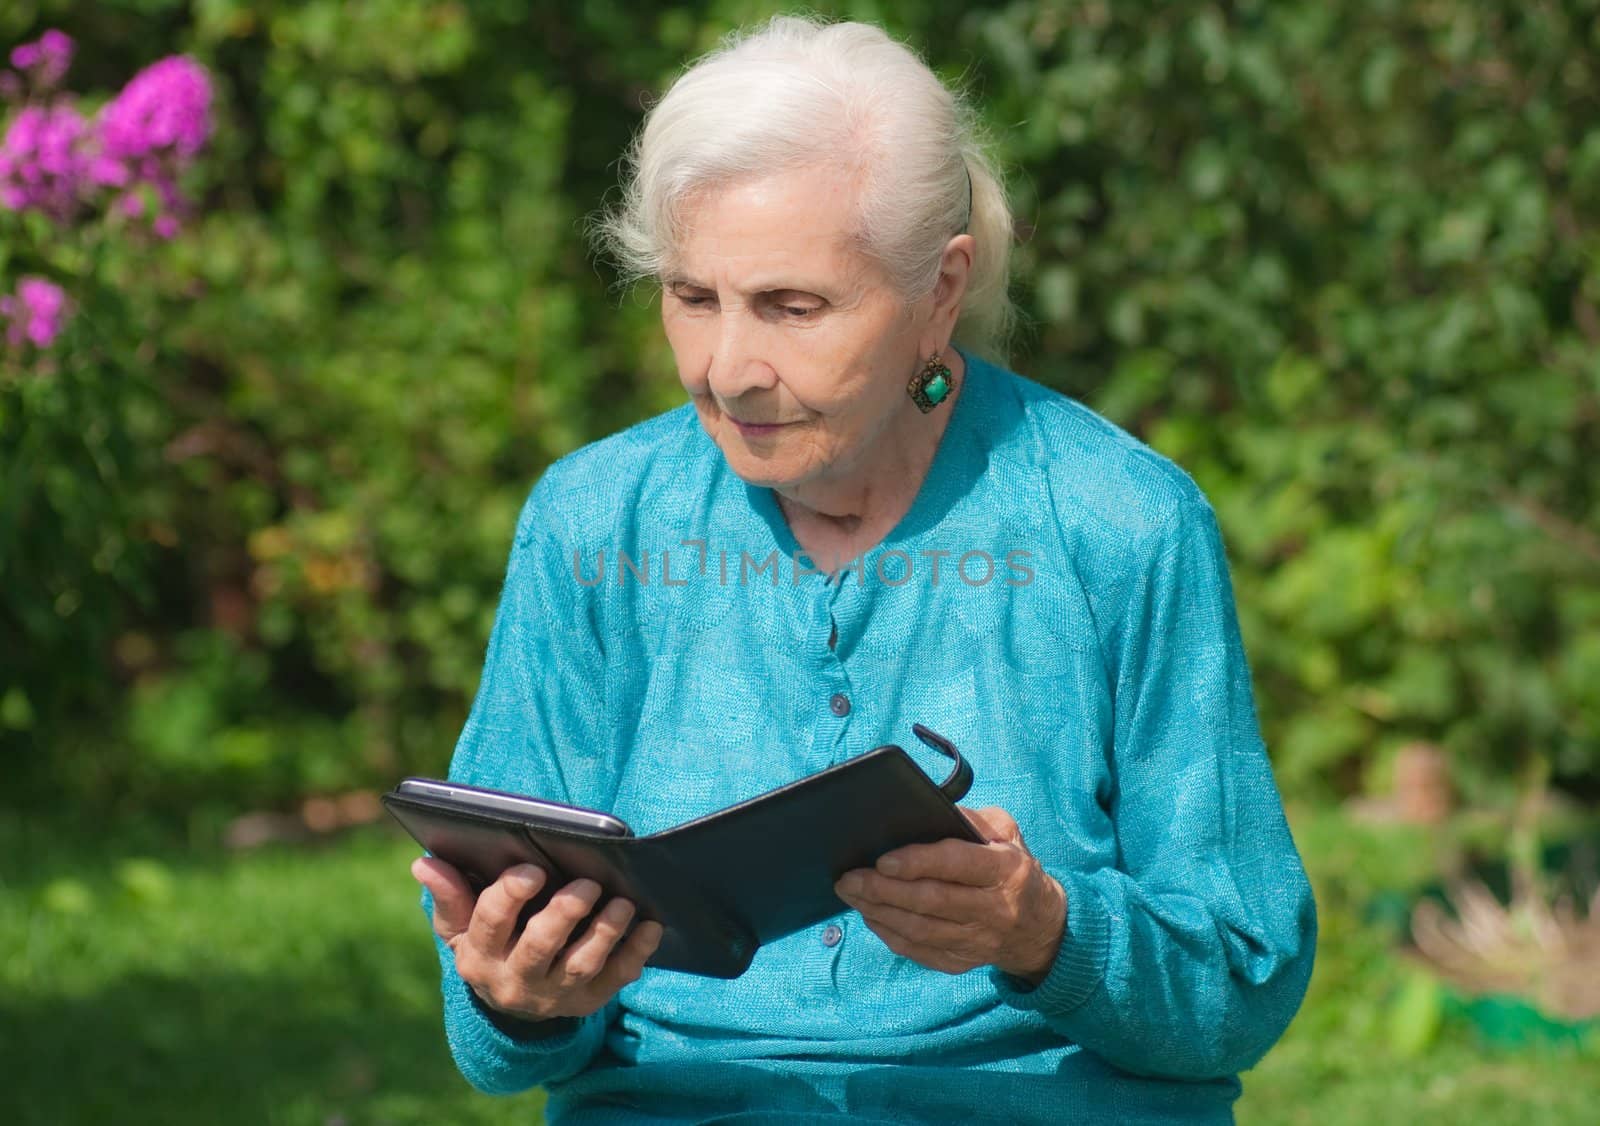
[95,55,213,235]
[0,102,94,218]
[10,30,74,89]
[0,39,211,233]
[0,276,71,349]
[98,55,212,162]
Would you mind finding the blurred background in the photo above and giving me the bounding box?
[1,1,1596,1123]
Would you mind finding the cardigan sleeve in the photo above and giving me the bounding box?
[417,481,616,1094]
[990,495,1317,1081]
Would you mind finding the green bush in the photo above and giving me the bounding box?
[969,0,1599,799]
[2,0,1594,812]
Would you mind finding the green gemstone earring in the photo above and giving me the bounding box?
[908,353,953,413]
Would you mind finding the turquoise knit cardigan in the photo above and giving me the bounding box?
[419,351,1317,1124]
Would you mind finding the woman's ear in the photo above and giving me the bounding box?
[929,233,975,338]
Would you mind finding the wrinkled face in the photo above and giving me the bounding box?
[660,166,932,491]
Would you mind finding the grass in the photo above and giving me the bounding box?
[2,804,1595,1124]
[1237,806,1600,1124]
[0,814,544,1125]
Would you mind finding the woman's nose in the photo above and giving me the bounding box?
[706,312,779,400]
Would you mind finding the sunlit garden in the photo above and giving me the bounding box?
[3,2,1597,1123]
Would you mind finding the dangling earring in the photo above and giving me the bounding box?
[907,353,953,414]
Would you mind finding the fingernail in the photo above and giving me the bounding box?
[509,865,544,895]
[572,878,602,903]
[837,873,862,896]
[641,921,664,946]
[878,856,903,877]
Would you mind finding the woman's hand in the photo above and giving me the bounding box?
[412,857,664,1022]
[833,806,1068,984]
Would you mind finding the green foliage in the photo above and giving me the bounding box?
[3,1,679,806]
[0,211,178,759]
[965,0,1600,798]
[1,0,1596,810]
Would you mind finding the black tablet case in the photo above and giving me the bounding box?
[383,724,979,978]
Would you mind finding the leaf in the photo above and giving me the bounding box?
[117,858,177,906]
[1387,971,1444,1059]
[42,878,94,916]
[0,685,34,730]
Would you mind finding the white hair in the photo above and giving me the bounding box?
[592,15,1015,357]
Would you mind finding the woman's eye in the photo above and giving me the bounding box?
[673,290,715,308]
[778,303,820,319]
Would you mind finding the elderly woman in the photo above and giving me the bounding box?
[411,16,1316,1125]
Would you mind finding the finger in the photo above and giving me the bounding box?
[959,805,1022,844]
[875,838,1011,887]
[412,856,478,941]
[835,870,991,923]
[860,915,974,976]
[467,864,551,954]
[590,918,665,996]
[849,899,984,953]
[509,878,604,974]
[542,896,637,985]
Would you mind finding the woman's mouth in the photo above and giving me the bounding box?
[730,418,792,437]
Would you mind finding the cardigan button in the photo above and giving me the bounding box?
[829,693,851,717]
[821,924,843,947]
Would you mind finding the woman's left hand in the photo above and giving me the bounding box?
[834,805,1068,984]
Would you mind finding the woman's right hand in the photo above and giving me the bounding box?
[412,857,664,1023]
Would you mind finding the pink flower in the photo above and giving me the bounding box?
[0,43,212,234]
[0,276,72,349]
[9,30,74,89]
[0,102,95,219]
[94,55,213,235]
[98,55,212,162]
